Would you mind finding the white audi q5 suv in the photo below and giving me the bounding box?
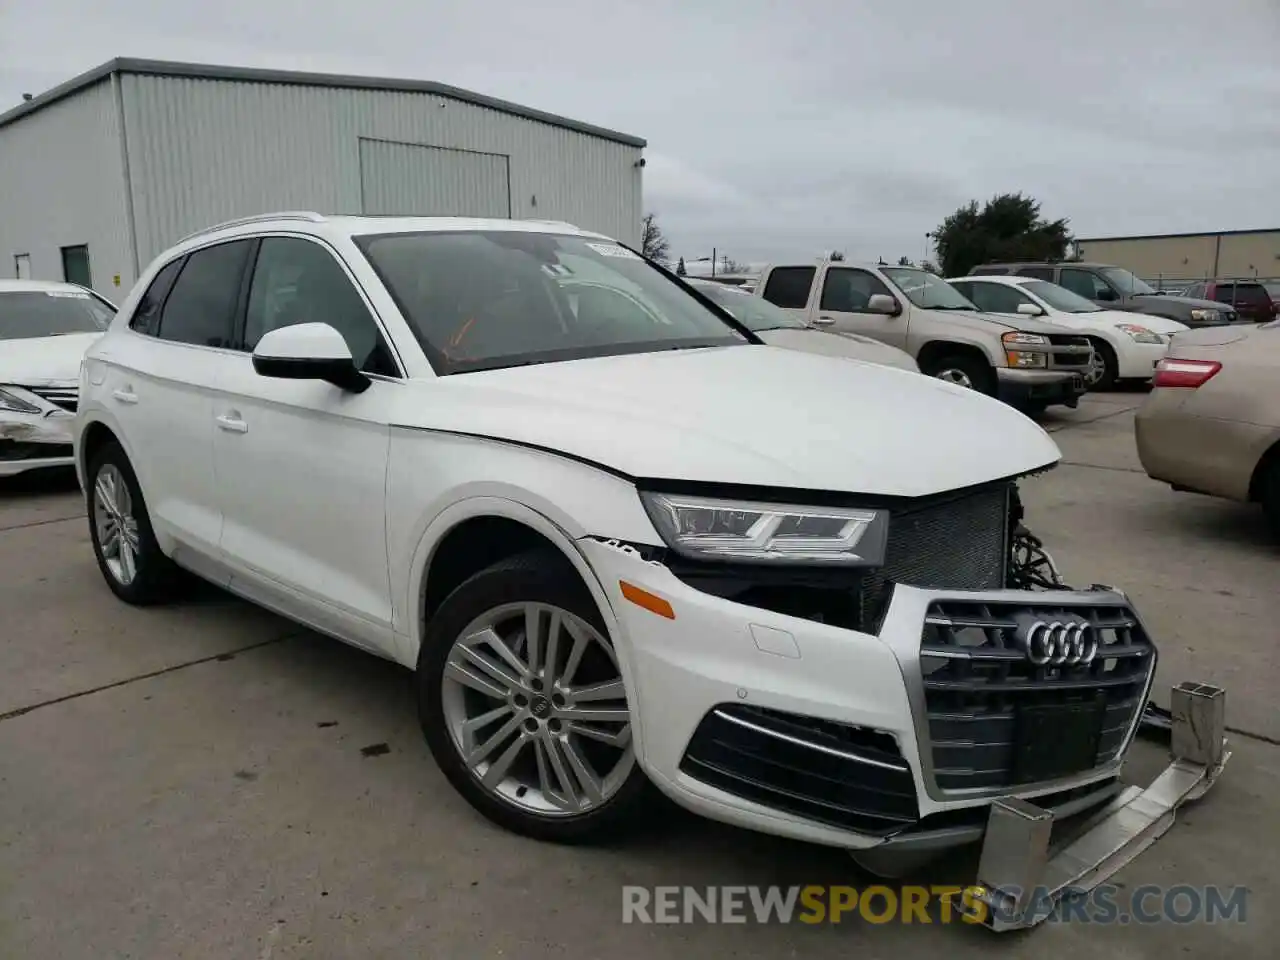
[75,214,1208,906]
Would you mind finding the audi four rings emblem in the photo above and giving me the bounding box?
[1013,614,1098,666]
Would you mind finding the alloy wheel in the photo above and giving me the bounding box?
[93,463,141,585]
[936,368,974,389]
[1085,351,1106,387]
[440,602,634,817]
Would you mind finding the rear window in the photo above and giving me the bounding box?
[1210,282,1270,306]
[761,267,816,309]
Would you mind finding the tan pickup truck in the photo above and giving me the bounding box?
[753,259,1094,412]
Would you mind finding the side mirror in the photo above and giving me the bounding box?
[867,293,900,315]
[1017,302,1044,316]
[1095,286,1118,302]
[251,322,371,393]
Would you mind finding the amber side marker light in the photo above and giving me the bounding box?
[619,581,675,620]
[1153,358,1222,388]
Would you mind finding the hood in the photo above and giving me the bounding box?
[0,333,101,384]
[1133,293,1233,312]
[403,345,1060,498]
[1093,310,1188,335]
[916,308,1080,337]
[756,327,919,372]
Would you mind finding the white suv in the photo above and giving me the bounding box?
[74,213,1217,910]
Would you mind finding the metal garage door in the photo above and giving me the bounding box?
[358,138,511,218]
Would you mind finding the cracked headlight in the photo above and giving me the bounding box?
[639,491,889,565]
[0,386,43,416]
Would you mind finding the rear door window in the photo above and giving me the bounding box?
[157,240,254,348]
[761,267,816,309]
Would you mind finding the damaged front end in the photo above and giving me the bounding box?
[0,383,78,476]
[888,482,1232,932]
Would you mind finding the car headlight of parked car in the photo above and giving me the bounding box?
[0,386,44,416]
[1001,331,1048,369]
[639,491,889,566]
[1116,323,1166,344]
[1189,308,1220,322]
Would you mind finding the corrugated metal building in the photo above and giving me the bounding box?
[0,58,646,301]
[1074,228,1280,284]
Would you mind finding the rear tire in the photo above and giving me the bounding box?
[923,353,996,396]
[418,549,655,844]
[86,440,185,605]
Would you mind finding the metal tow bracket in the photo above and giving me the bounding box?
[957,681,1230,932]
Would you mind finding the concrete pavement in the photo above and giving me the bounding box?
[1,395,1276,958]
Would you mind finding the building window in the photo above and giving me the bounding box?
[61,245,92,288]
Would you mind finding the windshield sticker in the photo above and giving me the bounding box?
[586,242,640,260]
[45,291,90,299]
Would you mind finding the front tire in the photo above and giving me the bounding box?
[86,440,184,605]
[418,550,654,843]
[923,353,996,396]
[1086,337,1119,391]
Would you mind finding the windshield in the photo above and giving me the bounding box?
[1021,280,1102,313]
[0,289,115,340]
[1099,267,1156,296]
[880,268,976,310]
[356,231,748,373]
[692,283,807,331]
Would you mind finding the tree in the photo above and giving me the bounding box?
[897,255,912,267]
[676,257,687,276]
[722,257,747,274]
[919,260,941,275]
[932,192,1072,277]
[640,212,670,264]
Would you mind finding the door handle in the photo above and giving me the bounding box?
[812,315,835,326]
[215,414,248,434]
[112,388,139,404]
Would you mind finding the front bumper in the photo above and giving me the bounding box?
[0,411,76,477]
[1115,339,1171,381]
[995,368,1086,408]
[583,539,1161,852]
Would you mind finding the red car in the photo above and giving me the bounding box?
[1181,279,1278,324]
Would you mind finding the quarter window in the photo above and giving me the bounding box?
[129,258,184,335]
[243,237,398,376]
[761,267,816,309]
[157,240,253,348]
[819,268,893,312]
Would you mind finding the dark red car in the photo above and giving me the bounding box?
[1181,279,1279,324]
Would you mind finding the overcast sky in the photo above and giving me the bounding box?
[3,0,1278,265]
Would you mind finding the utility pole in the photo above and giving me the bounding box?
[712,248,716,278]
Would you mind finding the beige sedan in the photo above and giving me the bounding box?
[1135,320,1280,536]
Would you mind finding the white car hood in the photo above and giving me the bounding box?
[0,333,101,384]
[755,327,919,372]
[406,345,1059,497]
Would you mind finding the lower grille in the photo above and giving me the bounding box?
[1047,334,1092,370]
[680,704,920,835]
[27,386,78,413]
[0,441,74,462]
[919,599,1155,792]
